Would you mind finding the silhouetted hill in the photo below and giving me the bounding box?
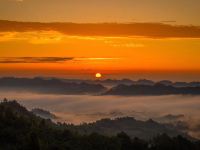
[62,78,135,87]
[135,79,155,86]
[31,108,57,120]
[173,82,200,87]
[62,78,200,88]
[0,77,107,95]
[155,114,185,123]
[1,77,200,96]
[104,83,200,95]
[158,80,173,86]
[65,117,189,140]
[0,98,34,117]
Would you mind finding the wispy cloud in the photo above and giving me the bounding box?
[0,57,121,64]
[0,57,74,63]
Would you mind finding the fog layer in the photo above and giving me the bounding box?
[1,91,200,138]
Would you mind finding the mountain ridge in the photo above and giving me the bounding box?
[104,83,200,96]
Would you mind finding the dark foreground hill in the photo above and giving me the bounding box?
[1,99,200,150]
[0,77,107,95]
[104,83,200,96]
[64,117,188,140]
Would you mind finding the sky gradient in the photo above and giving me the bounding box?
[0,1,200,81]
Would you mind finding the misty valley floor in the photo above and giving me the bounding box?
[0,91,200,139]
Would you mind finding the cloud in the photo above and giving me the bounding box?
[0,31,64,44]
[0,57,74,63]
[1,20,200,38]
[0,57,121,63]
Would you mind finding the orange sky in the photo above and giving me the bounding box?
[0,17,200,80]
[0,0,200,81]
[0,26,200,81]
[1,0,200,25]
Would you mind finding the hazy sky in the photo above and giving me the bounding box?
[0,0,200,24]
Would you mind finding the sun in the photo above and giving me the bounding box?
[95,73,102,78]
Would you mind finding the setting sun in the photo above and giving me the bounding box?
[95,73,102,78]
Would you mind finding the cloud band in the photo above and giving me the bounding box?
[1,20,200,38]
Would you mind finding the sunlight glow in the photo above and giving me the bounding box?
[95,73,102,78]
